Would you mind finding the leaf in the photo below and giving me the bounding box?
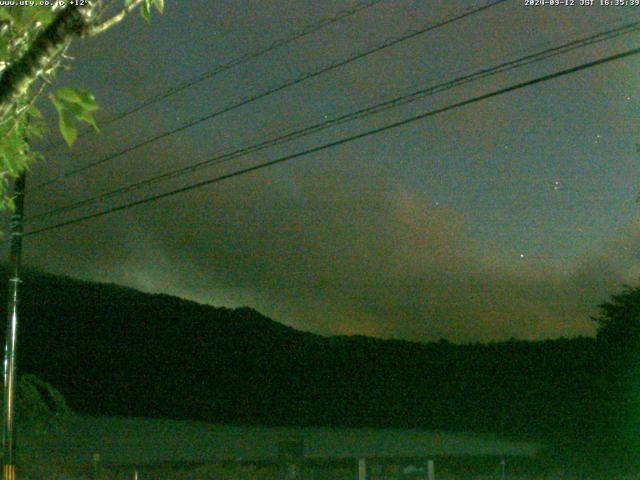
[27,105,42,119]
[26,106,46,140]
[141,0,151,21]
[55,87,98,112]
[2,196,14,213]
[58,107,78,146]
[152,0,164,14]
[0,8,12,23]
[127,0,161,22]
[54,87,83,103]
[76,109,99,132]
[50,95,77,146]
[50,88,100,145]
[10,6,49,30]
[34,7,53,26]
[74,89,99,112]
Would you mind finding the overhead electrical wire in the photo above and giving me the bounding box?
[23,45,640,237]
[33,0,508,191]
[41,0,386,152]
[26,17,640,223]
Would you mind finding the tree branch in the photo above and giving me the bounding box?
[0,3,95,122]
[86,0,144,37]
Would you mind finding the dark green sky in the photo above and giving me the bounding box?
[18,0,640,342]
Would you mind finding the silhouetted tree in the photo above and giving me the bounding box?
[13,374,70,432]
[593,285,640,348]
[590,285,640,471]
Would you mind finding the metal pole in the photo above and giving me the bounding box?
[92,452,100,479]
[2,172,26,480]
[358,458,366,480]
[427,459,435,480]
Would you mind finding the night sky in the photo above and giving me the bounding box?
[16,0,640,342]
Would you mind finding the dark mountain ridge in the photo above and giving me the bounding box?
[0,267,620,464]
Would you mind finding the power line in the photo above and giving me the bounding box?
[24,45,640,237]
[32,0,509,191]
[26,17,640,222]
[41,0,386,152]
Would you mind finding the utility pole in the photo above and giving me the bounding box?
[92,452,100,479]
[2,172,26,480]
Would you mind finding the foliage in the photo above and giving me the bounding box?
[592,285,640,346]
[588,285,640,470]
[0,1,164,212]
[128,0,164,21]
[6,374,70,433]
[0,5,53,211]
[49,87,99,146]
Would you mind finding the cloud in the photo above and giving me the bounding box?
[22,1,640,344]
[24,155,639,343]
